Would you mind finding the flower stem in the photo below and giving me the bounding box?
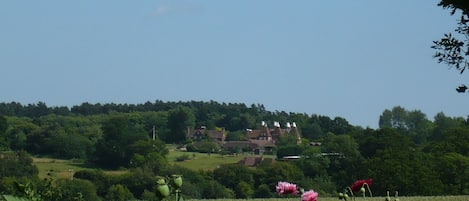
[363,183,372,197]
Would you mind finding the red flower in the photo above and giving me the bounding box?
[276,181,299,195]
[301,190,318,201]
[350,178,372,192]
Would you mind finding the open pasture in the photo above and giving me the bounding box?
[32,157,126,179]
[168,150,246,170]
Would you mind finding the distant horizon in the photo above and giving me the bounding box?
[1,99,465,129]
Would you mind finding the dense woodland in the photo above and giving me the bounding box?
[0,100,468,200]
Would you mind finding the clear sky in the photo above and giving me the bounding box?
[1,1,467,128]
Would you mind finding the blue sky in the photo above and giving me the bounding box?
[1,1,467,128]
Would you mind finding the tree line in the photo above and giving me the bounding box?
[0,101,468,200]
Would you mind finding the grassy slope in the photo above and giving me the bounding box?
[33,148,272,178]
[32,157,126,179]
[169,151,248,170]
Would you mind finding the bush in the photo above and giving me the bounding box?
[175,154,191,162]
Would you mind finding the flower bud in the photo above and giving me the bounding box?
[156,184,170,197]
[338,192,344,199]
[171,175,183,188]
[360,187,365,193]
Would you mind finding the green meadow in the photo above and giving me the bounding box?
[32,157,126,179]
[33,149,270,179]
[167,150,275,171]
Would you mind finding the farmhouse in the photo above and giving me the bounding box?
[186,121,302,154]
[186,126,226,143]
[246,121,302,144]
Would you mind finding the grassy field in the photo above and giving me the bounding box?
[32,157,126,179]
[33,149,269,179]
[186,196,469,201]
[167,150,273,171]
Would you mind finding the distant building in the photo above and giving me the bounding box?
[186,121,303,154]
[246,121,301,144]
[186,126,226,143]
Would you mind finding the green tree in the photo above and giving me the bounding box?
[254,184,274,198]
[213,164,254,194]
[276,144,302,159]
[73,170,111,198]
[358,128,414,158]
[436,153,469,194]
[321,133,362,189]
[118,169,156,199]
[431,112,465,140]
[105,184,135,201]
[432,1,469,74]
[94,115,149,168]
[0,151,38,179]
[166,106,195,143]
[0,115,7,150]
[235,181,254,198]
[202,180,235,199]
[55,178,101,201]
[3,117,38,151]
[225,130,247,141]
[295,146,330,178]
[378,106,432,143]
[363,148,444,196]
[258,162,305,190]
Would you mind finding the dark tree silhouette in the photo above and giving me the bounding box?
[432,1,469,74]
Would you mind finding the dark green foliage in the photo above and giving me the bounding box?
[166,106,195,143]
[55,179,100,201]
[257,162,305,190]
[73,170,111,198]
[235,181,254,198]
[432,0,469,74]
[294,147,330,178]
[379,106,432,143]
[0,151,38,179]
[0,116,7,150]
[175,154,190,162]
[357,128,413,158]
[185,141,220,153]
[254,184,274,198]
[225,130,247,141]
[105,184,134,201]
[212,164,255,198]
[93,115,151,169]
[0,116,6,136]
[276,144,302,159]
[201,180,235,199]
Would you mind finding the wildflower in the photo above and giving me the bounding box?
[276,181,299,195]
[350,178,373,192]
[301,190,318,201]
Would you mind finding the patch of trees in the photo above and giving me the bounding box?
[1,100,469,199]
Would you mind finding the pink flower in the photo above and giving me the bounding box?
[301,190,318,201]
[350,178,373,192]
[276,181,299,195]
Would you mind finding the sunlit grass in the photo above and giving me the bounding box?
[32,157,126,179]
[167,149,275,171]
